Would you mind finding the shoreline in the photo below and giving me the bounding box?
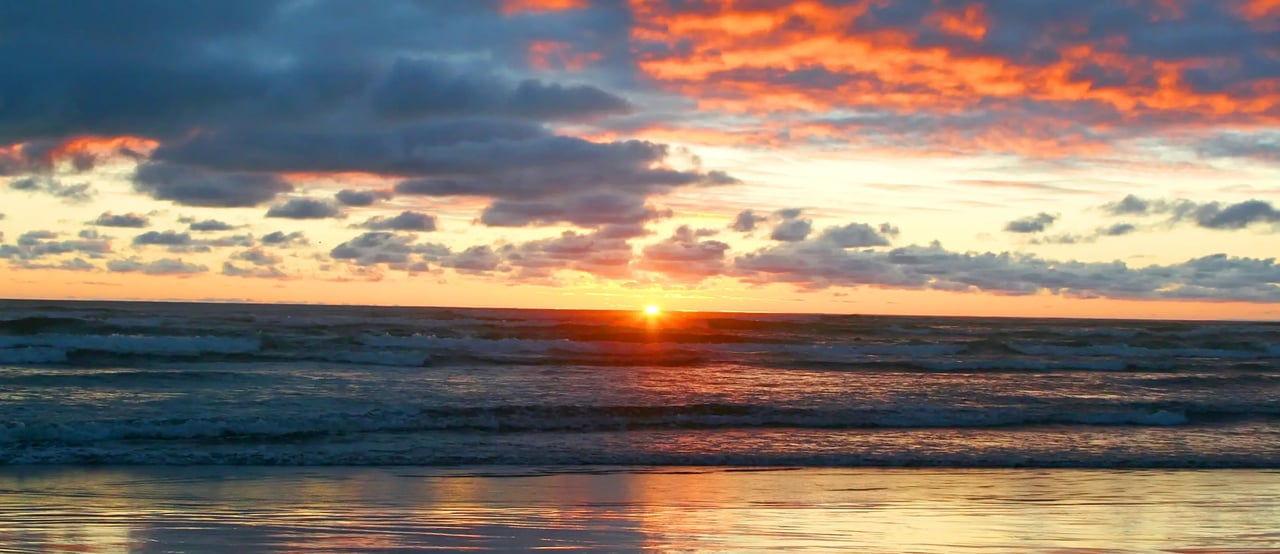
[3,466,1278,552]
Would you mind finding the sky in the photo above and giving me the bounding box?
[1,0,1279,319]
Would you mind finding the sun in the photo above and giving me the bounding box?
[643,305,661,316]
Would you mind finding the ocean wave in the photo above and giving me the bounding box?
[0,334,262,358]
[0,403,1220,449]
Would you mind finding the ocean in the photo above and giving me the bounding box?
[1,299,1278,467]
[3,299,1280,552]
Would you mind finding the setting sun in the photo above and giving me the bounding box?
[644,305,661,316]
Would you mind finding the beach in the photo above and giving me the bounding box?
[2,466,1278,552]
[2,300,1279,551]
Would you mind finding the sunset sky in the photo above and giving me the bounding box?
[1,0,1278,318]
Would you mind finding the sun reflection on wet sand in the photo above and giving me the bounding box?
[1,467,1278,552]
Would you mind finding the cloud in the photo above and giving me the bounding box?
[8,176,93,203]
[734,238,1280,302]
[329,231,447,267]
[93,212,150,228]
[107,258,207,275]
[132,230,191,246]
[479,190,672,228]
[638,225,730,279]
[730,209,768,232]
[1004,212,1057,233]
[335,188,394,207]
[1102,196,1280,231]
[372,58,631,121]
[0,230,111,260]
[441,245,504,273]
[357,211,438,231]
[231,248,282,266]
[260,230,308,246]
[770,209,812,242]
[133,163,293,207]
[222,261,287,279]
[502,229,635,278]
[188,219,235,232]
[265,198,343,219]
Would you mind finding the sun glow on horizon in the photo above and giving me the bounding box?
[644,305,661,316]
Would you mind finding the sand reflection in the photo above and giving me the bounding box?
[0,467,1277,552]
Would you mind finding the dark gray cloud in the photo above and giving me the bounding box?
[231,248,281,266]
[335,188,394,207]
[372,58,631,121]
[188,219,235,232]
[134,163,292,207]
[0,230,111,260]
[329,231,446,267]
[770,209,812,242]
[731,209,768,232]
[358,211,437,232]
[8,176,93,203]
[820,223,896,247]
[107,258,207,275]
[93,212,150,228]
[265,198,343,219]
[260,230,308,246]
[480,190,672,228]
[132,230,191,247]
[1004,212,1058,233]
[1101,196,1280,231]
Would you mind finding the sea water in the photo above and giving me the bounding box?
[1,299,1278,467]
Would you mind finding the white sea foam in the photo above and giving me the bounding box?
[1011,343,1276,359]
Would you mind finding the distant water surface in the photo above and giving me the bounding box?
[1,299,1278,466]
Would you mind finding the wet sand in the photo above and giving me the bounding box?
[1,466,1278,552]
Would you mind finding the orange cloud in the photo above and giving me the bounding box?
[1239,0,1280,18]
[502,0,588,15]
[627,0,1280,154]
[52,135,159,159]
[528,40,602,71]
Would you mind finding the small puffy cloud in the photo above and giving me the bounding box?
[770,209,812,242]
[222,262,287,279]
[1,230,111,260]
[107,258,207,275]
[730,209,768,232]
[1192,200,1280,230]
[231,248,282,266]
[1004,212,1057,233]
[820,222,895,248]
[261,231,308,247]
[504,229,635,278]
[8,176,93,203]
[638,225,730,279]
[93,212,150,228]
[266,198,344,219]
[1101,196,1280,231]
[1101,223,1137,236]
[335,188,394,207]
[358,211,438,231]
[329,231,445,267]
[133,230,191,246]
[189,219,235,232]
[133,163,293,207]
[1103,195,1154,216]
[441,245,504,273]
